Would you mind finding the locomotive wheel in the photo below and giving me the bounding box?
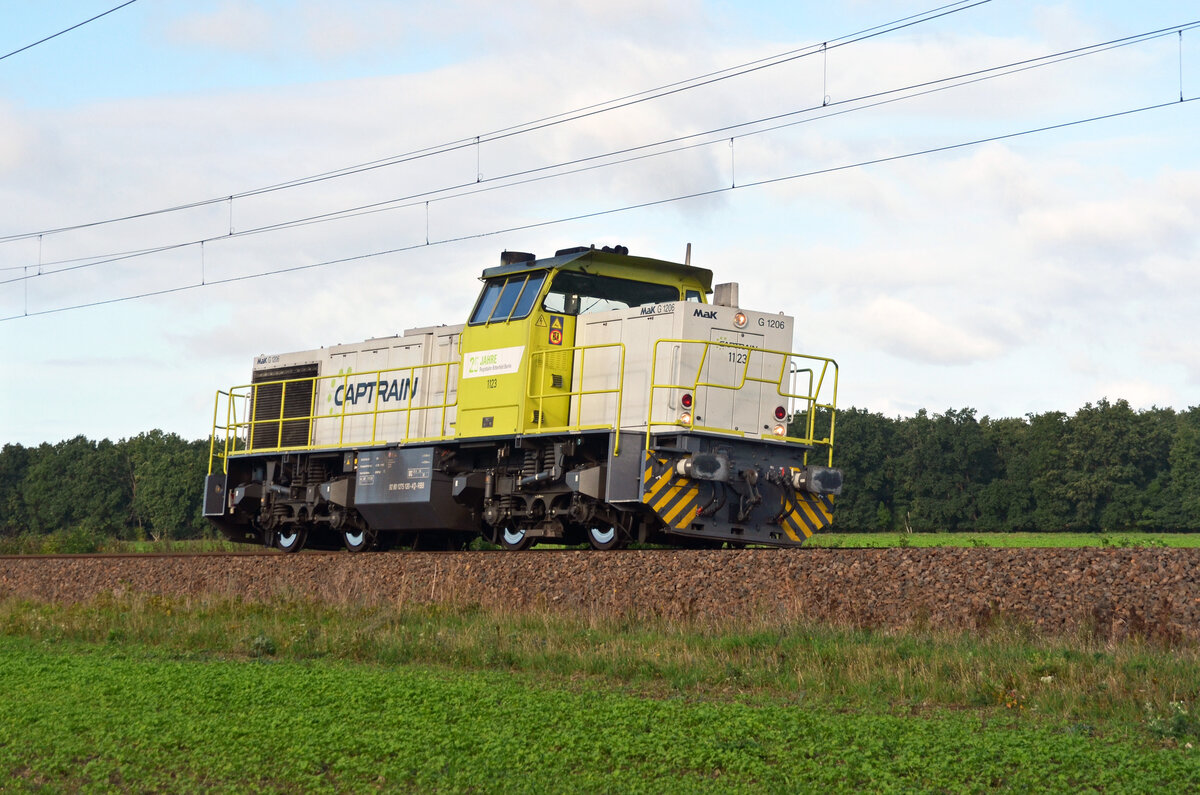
[342,526,376,553]
[586,524,623,551]
[275,525,307,553]
[499,525,533,551]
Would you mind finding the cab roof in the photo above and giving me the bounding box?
[481,247,714,294]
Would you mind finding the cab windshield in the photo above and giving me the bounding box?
[469,271,547,325]
[542,271,679,316]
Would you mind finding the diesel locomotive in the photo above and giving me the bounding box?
[203,245,842,551]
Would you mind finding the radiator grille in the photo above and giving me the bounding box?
[251,364,318,449]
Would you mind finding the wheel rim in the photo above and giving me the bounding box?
[589,526,617,547]
[344,528,367,551]
[501,526,527,549]
[277,529,300,551]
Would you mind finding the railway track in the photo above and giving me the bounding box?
[0,550,285,561]
[0,546,665,561]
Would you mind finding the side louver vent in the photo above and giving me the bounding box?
[251,363,319,449]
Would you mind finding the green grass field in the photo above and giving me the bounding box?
[804,531,1200,548]
[2,596,1198,792]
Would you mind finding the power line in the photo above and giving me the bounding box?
[6,20,1194,285]
[0,1,140,63]
[0,0,988,244]
[5,95,1194,322]
[206,22,1200,237]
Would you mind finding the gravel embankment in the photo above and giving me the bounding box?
[3,548,1198,642]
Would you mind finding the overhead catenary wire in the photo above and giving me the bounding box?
[4,94,1194,322]
[5,19,1196,285]
[0,0,989,245]
[0,0,139,63]
[159,21,1200,237]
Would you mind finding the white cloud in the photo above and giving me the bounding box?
[166,1,276,53]
[1022,192,1194,265]
[163,0,711,64]
[1146,335,1200,390]
[0,103,33,174]
[1090,380,1179,411]
[858,295,1006,365]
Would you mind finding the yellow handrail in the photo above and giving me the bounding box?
[209,338,838,472]
[646,338,838,465]
[526,342,627,455]
[208,360,461,473]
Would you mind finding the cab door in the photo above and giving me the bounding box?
[456,270,549,438]
[525,307,576,432]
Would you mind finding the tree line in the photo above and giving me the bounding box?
[0,431,211,548]
[826,400,1200,533]
[1,398,1197,545]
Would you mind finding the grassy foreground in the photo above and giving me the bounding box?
[804,531,1200,548]
[2,596,1199,792]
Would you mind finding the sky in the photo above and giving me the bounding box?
[1,0,1198,446]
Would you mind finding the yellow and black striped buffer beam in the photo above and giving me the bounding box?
[642,452,704,532]
[643,452,834,543]
[778,489,835,543]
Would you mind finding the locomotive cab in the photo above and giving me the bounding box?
[456,246,712,438]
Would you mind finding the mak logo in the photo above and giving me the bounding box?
[693,309,718,319]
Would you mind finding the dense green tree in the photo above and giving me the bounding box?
[21,436,132,536]
[1059,400,1172,531]
[0,443,30,536]
[825,408,899,531]
[1023,411,1072,531]
[20,441,74,534]
[789,400,1198,534]
[1158,407,1200,531]
[126,431,210,540]
[889,408,998,532]
[976,416,1033,531]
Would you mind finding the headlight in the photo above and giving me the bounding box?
[733,312,748,328]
